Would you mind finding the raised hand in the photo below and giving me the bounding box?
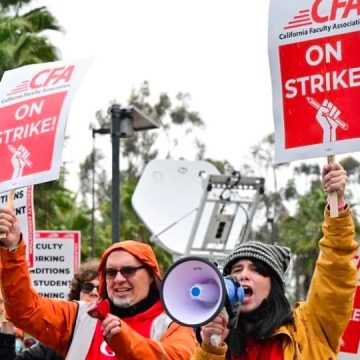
[0,208,21,248]
[201,310,229,346]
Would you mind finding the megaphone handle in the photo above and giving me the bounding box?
[209,308,228,347]
[210,334,222,347]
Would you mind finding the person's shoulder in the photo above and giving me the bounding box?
[292,301,313,325]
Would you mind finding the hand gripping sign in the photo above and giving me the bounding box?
[268,0,360,164]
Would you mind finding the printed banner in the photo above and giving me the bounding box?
[269,0,360,163]
[30,231,80,299]
[0,58,91,192]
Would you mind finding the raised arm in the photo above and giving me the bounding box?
[306,162,358,352]
[0,208,77,357]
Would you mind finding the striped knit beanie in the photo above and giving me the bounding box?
[222,241,291,285]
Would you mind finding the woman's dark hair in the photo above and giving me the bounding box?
[68,259,99,301]
[226,259,293,358]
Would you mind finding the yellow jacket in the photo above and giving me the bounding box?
[193,208,358,360]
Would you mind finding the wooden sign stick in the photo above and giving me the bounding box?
[327,155,338,218]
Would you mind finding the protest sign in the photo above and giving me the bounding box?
[30,231,80,299]
[0,186,34,267]
[0,58,91,192]
[269,0,360,163]
[339,250,360,359]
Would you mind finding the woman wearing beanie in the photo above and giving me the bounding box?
[193,162,358,360]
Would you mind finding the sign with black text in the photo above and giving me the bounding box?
[0,58,91,192]
[269,0,360,163]
[30,231,80,299]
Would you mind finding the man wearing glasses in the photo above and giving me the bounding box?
[0,212,197,360]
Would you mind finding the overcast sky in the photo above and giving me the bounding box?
[34,1,286,191]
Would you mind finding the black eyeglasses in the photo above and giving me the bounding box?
[81,282,99,293]
[105,265,146,279]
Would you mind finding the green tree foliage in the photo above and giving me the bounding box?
[0,0,62,78]
[248,133,290,244]
[92,81,206,179]
[79,82,205,268]
[34,167,90,234]
[279,156,360,301]
[279,181,326,300]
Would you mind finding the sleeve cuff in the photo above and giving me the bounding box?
[201,340,227,355]
[0,233,22,252]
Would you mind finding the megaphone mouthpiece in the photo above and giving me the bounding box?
[224,278,245,305]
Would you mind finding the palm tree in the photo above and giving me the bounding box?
[0,0,62,78]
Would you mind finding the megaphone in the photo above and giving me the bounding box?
[160,256,244,327]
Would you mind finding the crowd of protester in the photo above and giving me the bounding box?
[0,162,358,359]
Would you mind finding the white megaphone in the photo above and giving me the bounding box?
[160,256,244,327]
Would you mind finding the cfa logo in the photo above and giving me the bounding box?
[284,0,360,30]
[29,65,74,89]
[312,0,360,23]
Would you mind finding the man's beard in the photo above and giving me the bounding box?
[110,295,133,308]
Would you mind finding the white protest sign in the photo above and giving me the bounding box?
[0,58,92,192]
[0,186,34,267]
[30,231,80,300]
[339,250,360,359]
[269,0,360,163]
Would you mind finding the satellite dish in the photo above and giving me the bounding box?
[132,160,220,254]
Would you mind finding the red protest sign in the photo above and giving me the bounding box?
[0,58,91,192]
[269,0,360,163]
[0,92,66,182]
[340,286,360,355]
[339,253,360,358]
[280,31,360,149]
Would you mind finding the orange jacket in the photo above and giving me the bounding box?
[0,240,196,359]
